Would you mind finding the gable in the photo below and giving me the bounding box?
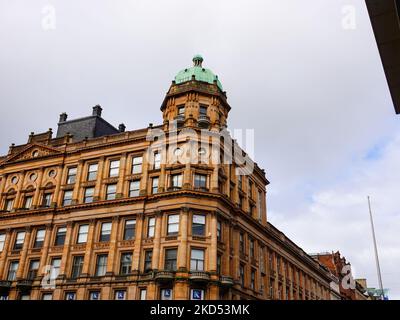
[4,143,62,163]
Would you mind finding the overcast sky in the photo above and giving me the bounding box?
[1,0,399,299]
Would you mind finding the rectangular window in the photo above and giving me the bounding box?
[115,290,126,300]
[42,193,52,207]
[106,184,117,200]
[217,255,221,275]
[123,219,136,240]
[42,293,53,300]
[132,156,143,174]
[249,238,255,260]
[129,180,140,197]
[194,174,207,189]
[190,249,204,271]
[23,196,33,209]
[140,289,147,300]
[89,291,100,300]
[62,190,73,206]
[177,105,185,115]
[199,105,208,116]
[51,258,61,280]
[239,233,245,254]
[7,261,19,281]
[120,252,132,275]
[71,256,84,279]
[5,198,14,211]
[95,255,108,277]
[77,224,89,244]
[164,248,177,271]
[27,260,40,280]
[192,214,205,236]
[238,175,243,190]
[151,177,159,194]
[171,174,182,190]
[0,233,5,252]
[251,269,256,290]
[147,217,155,238]
[109,160,120,177]
[100,222,112,242]
[34,229,46,248]
[239,264,245,286]
[84,187,95,203]
[144,250,152,272]
[167,214,179,236]
[14,231,25,250]
[66,167,77,184]
[87,163,98,181]
[154,152,161,170]
[258,190,262,219]
[217,221,222,241]
[54,227,67,246]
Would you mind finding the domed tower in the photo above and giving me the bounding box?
[161,55,231,131]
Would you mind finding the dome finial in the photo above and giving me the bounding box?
[193,54,203,67]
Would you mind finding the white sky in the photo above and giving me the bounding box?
[0,0,399,299]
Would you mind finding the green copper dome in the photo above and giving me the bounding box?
[174,55,223,91]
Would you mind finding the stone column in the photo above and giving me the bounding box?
[13,170,26,209]
[210,166,219,193]
[59,222,74,278]
[116,153,127,198]
[93,157,105,201]
[151,211,162,271]
[0,174,7,208]
[39,224,53,276]
[71,161,84,205]
[32,168,44,208]
[0,228,12,277]
[81,219,96,276]
[139,151,149,196]
[209,211,218,273]
[132,213,144,272]
[177,207,189,271]
[106,216,120,275]
[16,227,32,279]
[158,164,167,192]
[52,165,64,207]
[223,222,231,276]
[183,163,191,190]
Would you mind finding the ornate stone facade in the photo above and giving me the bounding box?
[0,56,335,300]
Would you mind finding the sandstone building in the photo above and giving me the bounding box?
[0,56,336,300]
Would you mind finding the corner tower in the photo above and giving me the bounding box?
[161,55,231,131]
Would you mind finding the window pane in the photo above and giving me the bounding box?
[129,180,140,197]
[77,224,89,243]
[132,156,143,174]
[124,220,136,240]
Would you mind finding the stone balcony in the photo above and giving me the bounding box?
[154,270,175,282]
[189,271,210,282]
[16,279,33,289]
[220,276,234,286]
[0,280,12,289]
[197,115,210,128]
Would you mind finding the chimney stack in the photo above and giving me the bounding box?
[59,112,68,122]
[92,105,103,117]
[118,123,126,132]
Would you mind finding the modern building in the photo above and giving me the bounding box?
[0,56,335,300]
[365,0,400,114]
